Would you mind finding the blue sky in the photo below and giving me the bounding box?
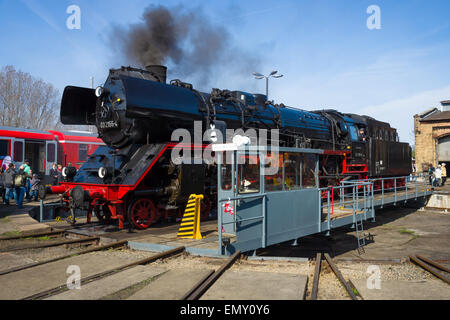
[1,0,449,144]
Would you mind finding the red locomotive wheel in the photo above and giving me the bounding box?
[128,198,157,229]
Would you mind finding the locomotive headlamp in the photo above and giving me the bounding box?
[62,167,77,180]
[98,167,108,179]
[95,86,108,98]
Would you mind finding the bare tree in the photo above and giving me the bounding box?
[0,65,60,130]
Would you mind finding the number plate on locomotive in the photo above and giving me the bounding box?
[99,121,119,129]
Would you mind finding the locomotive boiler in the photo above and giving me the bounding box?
[41,65,412,229]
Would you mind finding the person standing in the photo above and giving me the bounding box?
[29,173,40,201]
[23,159,32,201]
[0,166,5,203]
[50,163,59,186]
[435,165,442,187]
[14,165,28,209]
[428,165,435,186]
[57,164,63,184]
[4,163,16,205]
[441,163,447,186]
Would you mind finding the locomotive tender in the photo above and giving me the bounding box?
[40,65,411,229]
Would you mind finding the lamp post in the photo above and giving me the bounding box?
[253,70,283,100]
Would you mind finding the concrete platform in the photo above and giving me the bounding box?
[128,268,213,300]
[353,278,450,300]
[0,252,34,271]
[46,265,167,300]
[0,212,50,236]
[200,271,308,300]
[426,193,449,210]
[68,219,224,256]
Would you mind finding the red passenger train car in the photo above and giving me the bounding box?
[0,126,104,179]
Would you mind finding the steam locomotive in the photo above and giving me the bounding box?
[40,65,411,229]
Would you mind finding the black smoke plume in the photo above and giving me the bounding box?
[114,4,259,86]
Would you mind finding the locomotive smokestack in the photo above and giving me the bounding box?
[145,65,167,83]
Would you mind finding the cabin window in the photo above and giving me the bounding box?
[0,140,8,157]
[221,164,232,191]
[13,141,23,162]
[302,154,317,188]
[284,153,301,190]
[264,153,283,192]
[238,154,260,194]
[78,144,88,161]
[47,144,55,163]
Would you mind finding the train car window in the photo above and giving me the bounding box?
[284,153,301,190]
[238,154,260,194]
[302,154,317,188]
[47,144,55,163]
[384,131,389,141]
[264,153,283,192]
[78,144,88,161]
[13,141,23,162]
[0,140,8,157]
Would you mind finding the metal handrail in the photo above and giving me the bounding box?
[340,175,432,207]
[319,181,374,233]
[218,194,267,255]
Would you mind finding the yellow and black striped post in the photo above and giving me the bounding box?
[177,194,203,240]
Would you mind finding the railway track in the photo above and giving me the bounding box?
[409,254,450,285]
[310,252,363,300]
[310,252,450,300]
[23,246,186,300]
[1,230,447,300]
[0,229,101,253]
[182,251,241,300]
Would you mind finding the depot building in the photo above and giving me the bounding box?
[414,100,450,172]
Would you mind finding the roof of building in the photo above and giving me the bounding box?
[420,110,450,122]
[417,107,439,119]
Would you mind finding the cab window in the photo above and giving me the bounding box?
[349,125,359,141]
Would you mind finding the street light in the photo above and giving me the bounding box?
[253,70,283,99]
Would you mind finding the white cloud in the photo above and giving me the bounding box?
[359,85,450,144]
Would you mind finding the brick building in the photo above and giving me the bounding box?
[414,100,450,172]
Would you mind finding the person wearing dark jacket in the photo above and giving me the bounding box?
[30,173,40,201]
[0,167,5,203]
[4,163,16,205]
[49,163,59,186]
